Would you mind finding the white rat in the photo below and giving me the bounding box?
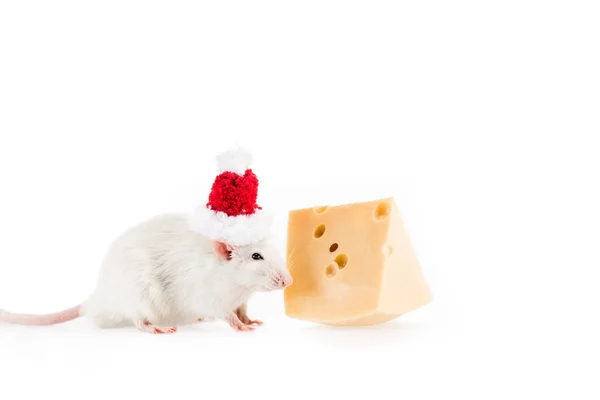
[0,147,293,334]
[0,212,292,334]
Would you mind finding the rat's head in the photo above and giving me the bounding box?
[212,239,293,292]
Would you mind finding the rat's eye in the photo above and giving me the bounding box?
[252,253,263,260]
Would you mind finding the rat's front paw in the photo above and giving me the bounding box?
[225,313,255,332]
[237,313,263,326]
[234,305,263,326]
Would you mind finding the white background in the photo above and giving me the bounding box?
[1,1,598,399]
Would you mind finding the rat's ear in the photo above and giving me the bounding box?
[212,240,233,261]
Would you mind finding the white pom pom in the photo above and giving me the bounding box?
[216,146,253,175]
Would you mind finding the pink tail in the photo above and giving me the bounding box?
[0,305,80,326]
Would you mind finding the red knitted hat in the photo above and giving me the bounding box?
[189,146,272,246]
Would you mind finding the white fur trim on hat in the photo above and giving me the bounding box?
[216,146,253,175]
[188,206,273,246]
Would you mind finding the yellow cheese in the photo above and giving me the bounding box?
[284,197,431,326]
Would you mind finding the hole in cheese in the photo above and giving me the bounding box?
[374,202,391,220]
[313,206,329,214]
[325,264,337,278]
[383,244,393,256]
[329,243,338,252]
[314,224,326,239]
[334,254,348,269]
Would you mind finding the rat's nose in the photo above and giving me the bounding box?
[275,273,293,289]
[282,274,293,287]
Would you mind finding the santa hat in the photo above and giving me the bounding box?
[189,146,273,246]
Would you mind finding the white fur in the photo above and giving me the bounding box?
[216,146,253,175]
[188,206,272,246]
[74,212,291,329]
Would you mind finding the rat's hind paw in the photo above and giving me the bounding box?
[135,319,178,335]
[154,326,177,334]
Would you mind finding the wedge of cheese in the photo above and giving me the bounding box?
[284,197,431,326]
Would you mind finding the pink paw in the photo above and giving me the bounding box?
[135,319,178,335]
[153,326,177,334]
[226,314,255,332]
[232,323,255,332]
